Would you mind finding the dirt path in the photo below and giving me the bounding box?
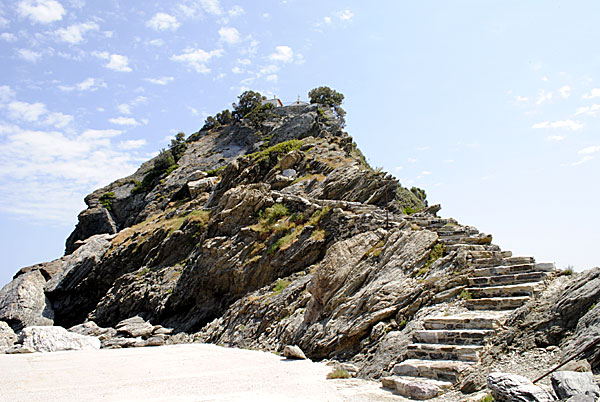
[0,344,404,401]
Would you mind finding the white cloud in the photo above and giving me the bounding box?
[259,64,279,75]
[269,45,293,63]
[80,129,122,140]
[59,77,107,92]
[323,16,332,24]
[265,74,278,82]
[147,39,165,47]
[146,13,180,31]
[582,88,600,99]
[7,101,47,121]
[200,0,222,15]
[545,135,565,141]
[571,156,593,166]
[237,58,251,65]
[575,104,600,116]
[109,116,141,126]
[0,126,141,223]
[228,5,244,17]
[5,100,73,128]
[105,54,132,72]
[44,112,73,128]
[336,9,354,21]
[515,95,528,102]
[559,85,571,99]
[407,158,417,163]
[535,90,552,105]
[219,26,240,44]
[144,76,174,85]
[117,104,131,115]
[578,145,600,155]
[119,139,146,150]
[231,66,243,74]
[0,14,8,28]
[171,47,223,73]
[0,85,15,103]
[18,48,42,62]
[531,120,583,130]
[0,33,17,42]
[55,21,99,43]
[421,171,432,175]
[17,0,65,24]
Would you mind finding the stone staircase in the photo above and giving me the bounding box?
[382,215,556,400]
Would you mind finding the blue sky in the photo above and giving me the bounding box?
[1,1,599,287]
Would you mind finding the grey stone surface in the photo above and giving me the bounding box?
[0,270,54,331]
[115,316,154,338]
[0,320,17,352]
[487,372,555,402]
[20,326,100,352]
[283,344,307,360]
[551,371,600,400]
[68,321,117,341]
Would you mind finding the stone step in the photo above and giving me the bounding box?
[423,313,506,330]
[413,329,495,345]
[471,256,535,269]
[445,244,487,252]
[465,296,530,311]
[392,359,473,383]
[468,250,512,260]
[468,272,549,287]
[534,262,556,272]
[471,264,536,277]
[382,376,453,400]
[505,256,535,266]
[406,343,483,362]
[466,282,544,298]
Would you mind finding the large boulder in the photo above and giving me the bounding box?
[69,321,117,341]
[0,320,17,352]
[65,207,117,254]
[0,270,54,331]
[115,316,154,338]
[19,326,100,352]
[487,372,555,402]
[551,371,600,400]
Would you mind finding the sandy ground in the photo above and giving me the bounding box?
[0,344,405,402]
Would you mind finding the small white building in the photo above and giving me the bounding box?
[261,96,283,107]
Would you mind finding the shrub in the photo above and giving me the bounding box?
[99,192,116,211]
[206,166,226,177]
[559,266,574,276]
[479,395,494,402]
[459,289,473,300]
[272,279,291,295]
[260,203,289,224]
[326,369,350,379]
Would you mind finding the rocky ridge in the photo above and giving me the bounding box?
[0,100,598,401]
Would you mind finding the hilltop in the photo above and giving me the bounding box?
[0,89,599,401]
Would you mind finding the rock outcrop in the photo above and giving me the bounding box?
[19,326,100,352]
[0,97,598,401]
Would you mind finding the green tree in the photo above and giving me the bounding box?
[308,86,346,127]
[232,90,263,121]
[202,115,218,131]
[216,109,233,125]
[169,132,186,162]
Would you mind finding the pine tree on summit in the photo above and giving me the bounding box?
[308,86,346,127]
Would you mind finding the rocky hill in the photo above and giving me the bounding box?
[1,95,599,401]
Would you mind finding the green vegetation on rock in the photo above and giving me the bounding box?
[326,368,351,379]
[99,192,116,211]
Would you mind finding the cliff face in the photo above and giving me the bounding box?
[0,101,598,392]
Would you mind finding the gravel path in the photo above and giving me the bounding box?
[0,344,405,401]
